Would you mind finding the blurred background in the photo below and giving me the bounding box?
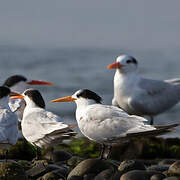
[0,0,180,137]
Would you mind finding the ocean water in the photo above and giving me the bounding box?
[0,45,180,137]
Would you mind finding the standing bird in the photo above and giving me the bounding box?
[3,75,53,120]
[10,89,76,159]
[107,55,180,125]
[0,86,18,159]
[50,89,178,159]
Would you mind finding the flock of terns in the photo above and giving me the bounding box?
[0,54,180,160]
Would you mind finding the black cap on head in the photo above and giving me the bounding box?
[126,56,138,65]
[0,86,11,99]
[76,89,102,103]
[3,75,27,87]
[24,89,45,108]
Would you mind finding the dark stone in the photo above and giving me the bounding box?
[158,159,176,165]
[118,160,146,174]
[17,160,31,170]
[67,156,84,168]
[111,171,124,180]
[43,149,72,162]
[163,177,180,180]
[150,173,166,180]
[53,150,72,162]
[120,170,162,180]
[67,158,114,180]
[39,169,65,180]
[0,160,28,180]
[147,165,169,172]
[94,169,114,180]
[26,161,47,178]
[84,173,96,180]
[168,160,180,176]
[69,176,83,180]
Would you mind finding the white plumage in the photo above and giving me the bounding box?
[0,87,18,150]
[108,55,180,124]
[14,89,76,148]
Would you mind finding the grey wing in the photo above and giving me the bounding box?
[25,110,76,144]
[81,104,154,142]
[129,78,180,115]
[165,78,180,85]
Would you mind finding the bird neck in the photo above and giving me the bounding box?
[75,99,96,123]
[0,97,10,109]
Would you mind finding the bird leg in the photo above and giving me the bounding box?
[33,145,41,161]
[150,116,154,125]
[99,144,106,160]
[99,144,112,160]
[5,150,8,162]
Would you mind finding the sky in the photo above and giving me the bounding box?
[0,0,180,49]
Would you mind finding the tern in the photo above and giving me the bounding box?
[3,74,53,120]
[0,86,19,159]
[3,75,53,139]
[107,55,180,125]
[11,88,77,159]
[50,89,178,159]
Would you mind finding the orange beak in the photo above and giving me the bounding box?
[9,92,24,99]
[107,62,124,69]
[27,80,53,85]
[50,96,77,103]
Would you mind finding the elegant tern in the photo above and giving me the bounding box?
[50,89,178,159]
[107,55,180,125]
[10,88,77,158]
[3,74,53,118]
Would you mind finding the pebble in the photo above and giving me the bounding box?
[67,158,114,180]
[94,168,114,180]
[118,160,146,173]
[168,160,180,176]
[150,173,166,180]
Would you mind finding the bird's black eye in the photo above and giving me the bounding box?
[126,60,131,64]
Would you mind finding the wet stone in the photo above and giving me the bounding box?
[0,160,28,180]
[150,173,166,180]
[158,159,176,166]
[147,164,169,172]
[67,158,114,180]
[118,160,146,174]
[120,170,162,180]
[69,176,83,180]
[168,160,180,176]
[94,168,114,180]
[163,177,180,180]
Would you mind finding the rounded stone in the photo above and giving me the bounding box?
[147,165,169,172]
[44,149,72,162]
[163,177,180,180]
[69,176,83,180]
[120,170,162,180]
[0,160,28,180]
[67,158,114,180]
[40,170,65,180]
[150,173,166,180]
[94,169,114,180]
[118,160,146,173]
[67,156,84,168]
[168,160,180,176]
[158,159,176,165]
